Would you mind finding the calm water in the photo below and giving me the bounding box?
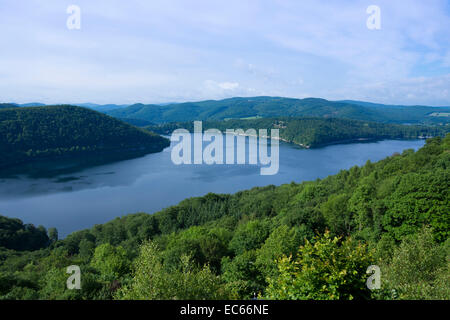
[0,137,425,237]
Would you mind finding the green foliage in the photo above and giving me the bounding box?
[264,231,373,300]
[38,265,104,300]
[148,117,448,148]
[221,250,264,299]
[0,215,49,251]
[255,225,303,279]
[48,228,58,244]
[379,227,449,300]
[321,194,352,236]
[383,171,449,242]
[229,220,272,255]
[39,267,79,300]
[1,135,449,300]
[163,226,231,272]
[90,244,130,279]
[0,105,169,168]
[116,241,233,300]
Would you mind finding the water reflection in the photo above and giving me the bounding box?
[0,150,171,198]
[0,137,425,236]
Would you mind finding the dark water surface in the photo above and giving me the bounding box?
[0,137,425,237]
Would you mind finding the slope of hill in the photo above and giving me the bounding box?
[340,100,450,123]
[18,103,46,107]
[0,103,46,108]
[119,118,154,127]
[0,104,17,109]
[106,96,450,124]
[0,134,448,300]
[75,103,130,112]
[0,102,129,112]
[0,105,170,168]
[147,117,448,148]
[340,99,450,109]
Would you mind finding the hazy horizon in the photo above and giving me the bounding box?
[5,96,450,108]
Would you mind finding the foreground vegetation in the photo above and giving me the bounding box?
[0,134,448,300]
[0,105,169,168]
[147,117,448,148]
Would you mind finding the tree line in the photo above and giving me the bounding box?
[147,117,449,148]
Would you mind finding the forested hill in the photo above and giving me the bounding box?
[1,135,448,300]
[0,104,17,109]
[147,117,449,148]
[106,96,450,124]
[0,105,170,168]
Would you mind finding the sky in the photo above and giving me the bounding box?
[0,0,449,106]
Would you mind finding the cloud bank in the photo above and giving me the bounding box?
[0,0,449,105]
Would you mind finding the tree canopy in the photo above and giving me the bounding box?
[0,134,448,300]
[147,117,448,148]
[0,105,169,168]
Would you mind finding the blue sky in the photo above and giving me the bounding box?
[0,0,449,105]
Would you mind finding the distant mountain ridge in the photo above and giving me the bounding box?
[339,100,450,109]
[75,103,130,112]
[106,97,450,125]
[3,97,450,124]
[0,102,129,112]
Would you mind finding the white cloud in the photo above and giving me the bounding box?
[218,82,239,90]
[326,74,450,106]
[0,0,449,105]
[202,80,241,98]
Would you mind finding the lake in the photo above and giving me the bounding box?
[0,137,425,237]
